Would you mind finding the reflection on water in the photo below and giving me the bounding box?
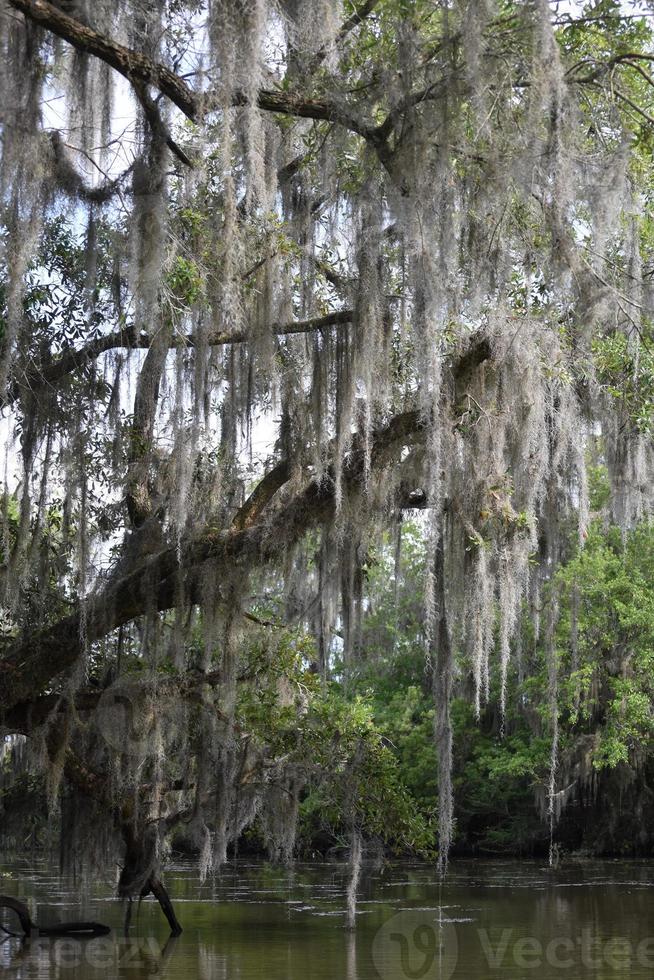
[2,857,654,978]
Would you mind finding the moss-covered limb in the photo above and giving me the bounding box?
[125,321,174,528]
[335,0,381,42]
[8,0,383,144]
[3,312,354,408]
[305,0,381,78]
[46,131,135,203]
[0,336,491,717]
[2,690,100,737]
[0,442,383,709]
[2,669,231,739]
[9,0,198,119]
[0,416,414,712]
[131,81,194,168]
[231,460,292,532]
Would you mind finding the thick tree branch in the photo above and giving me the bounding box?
[310,0,381,73]
[10,0,393,170]
[125,321,173,527]
[0,410,423,714]
[231,460,292,531]
[0,336,490,718]
[248,90,377,144]
[5,311,353,407]
[9,0,198,119]
[2,668,230,738]
[10,1,376,133]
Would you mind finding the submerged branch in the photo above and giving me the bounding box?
[0,895,110,938]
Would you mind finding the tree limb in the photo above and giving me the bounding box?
[9,0,198,119]
[231,460,292,531]
[47,131,135,203]
[0,337,490,717]
[132,81,195,167]
[5,311,353,407]
[10,0,379,137]
[0,413,422,712]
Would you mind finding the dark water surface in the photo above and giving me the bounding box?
[1,857,653,978]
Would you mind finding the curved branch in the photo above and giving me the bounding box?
[10,0,392,166]
[9,0,198,119]
[5,311,353,407]
[231,460,292,531]
[0,896,110,938]
[0,411,425,713]
[47,132,135,203]
[0,338,491,717]
[9,0,373,133]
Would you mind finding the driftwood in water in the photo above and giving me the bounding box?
[0,895,110,938]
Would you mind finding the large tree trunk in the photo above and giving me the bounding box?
[119,824,183,935]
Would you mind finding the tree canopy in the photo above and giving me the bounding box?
[2,0,654,931]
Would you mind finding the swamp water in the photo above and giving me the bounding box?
[1,858,653,978]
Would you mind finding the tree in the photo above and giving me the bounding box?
[347,508,654,859]
[1,0,654,931]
